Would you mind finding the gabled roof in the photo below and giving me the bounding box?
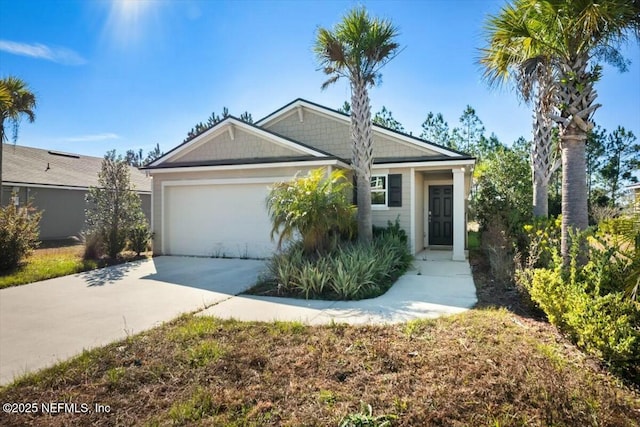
[256,98,472,158]
[147,116,333,168]
[2,144,151,192]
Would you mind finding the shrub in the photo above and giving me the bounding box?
[480,219,515,284]
[292,258,332,299]
[0,201,42,271]
[372,216,408,243]
[262,230,412,300]
[267,168,355,254]
[472,145,532,237]
[519,230,640,382]
[85,151,146,258]
[128,221,153,256]
[80,230,104,261]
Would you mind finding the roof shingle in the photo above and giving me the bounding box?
[2,145,151,192]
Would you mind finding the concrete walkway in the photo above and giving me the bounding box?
[0,251,476,385]
[200,249,477,324]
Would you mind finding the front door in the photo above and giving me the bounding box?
[429,185,453,245]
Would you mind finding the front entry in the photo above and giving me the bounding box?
[428,185,453,245]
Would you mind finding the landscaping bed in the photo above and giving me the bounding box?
[246,231,413,301]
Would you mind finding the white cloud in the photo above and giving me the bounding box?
[0,40,86,65]
[61,133,120,142]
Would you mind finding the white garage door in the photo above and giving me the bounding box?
[164,183,276,258]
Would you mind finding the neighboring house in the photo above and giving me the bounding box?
[2,145,151,240]
[629,182,640,212]
[144,99,476,260]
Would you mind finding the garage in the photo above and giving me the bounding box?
[163,182,276,258]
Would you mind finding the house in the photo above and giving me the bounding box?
[2,145,151,240]
[629,182,640,212]
[144,99,476,260]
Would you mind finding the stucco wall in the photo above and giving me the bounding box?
[167,127,301,164]
[265,110,438,159]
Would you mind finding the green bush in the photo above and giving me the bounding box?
[267,168,355,254]
[372,216,408,243]
[263,231,412,300]
[0,202,42,271]
[128,222,153,256]
[85,151,146,259]
[519,230,640,382]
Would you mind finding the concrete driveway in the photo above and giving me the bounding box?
[0,256,265,385]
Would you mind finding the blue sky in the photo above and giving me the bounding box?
[1,0,639,158]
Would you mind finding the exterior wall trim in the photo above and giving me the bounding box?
[149,159,350,175]
[373,159,475,169]
[3,182,150,193]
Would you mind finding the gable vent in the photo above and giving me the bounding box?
[48,150,80,159]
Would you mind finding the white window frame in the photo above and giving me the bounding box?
[370,174,388,209]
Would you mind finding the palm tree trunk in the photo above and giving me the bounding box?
[560,131,589,262]
[350,77,374,244]
[532,178,548,218]
[552,55,599,264]
[531,65,558,218]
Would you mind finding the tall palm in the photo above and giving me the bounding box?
[0,76,37,204]
[480,0,638,262]
[314,7,400,244]
[520,57,560,218]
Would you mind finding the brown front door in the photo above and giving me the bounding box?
[429,185,453,245]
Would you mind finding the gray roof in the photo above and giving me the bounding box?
[2,144,151,192]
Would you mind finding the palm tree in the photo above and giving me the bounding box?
[480,0,639,262]
[520,57,560,218]
[0,76,37,204]
[314,7,400,244]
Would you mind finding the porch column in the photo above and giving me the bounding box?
[452,167,466,261]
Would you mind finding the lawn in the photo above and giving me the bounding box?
[1,309,638,426]
[0,244,149,289]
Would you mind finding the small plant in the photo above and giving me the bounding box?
[0,200,42,271]
[318,389,338,406]
[80,230,104,261]
[128,221,153,256]
[168,387,216,424]
[339,402,397,427]
[187,341,225,367]
[481,219,515,285]
[292,258,332,299]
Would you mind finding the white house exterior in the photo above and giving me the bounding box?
[144,99,475,260]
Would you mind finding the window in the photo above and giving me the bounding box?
[371,175,387,205]
[353,174,402,207]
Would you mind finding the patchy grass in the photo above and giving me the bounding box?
[468,230,480,250]
[1,309,639,426]
[0,245,150,289]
